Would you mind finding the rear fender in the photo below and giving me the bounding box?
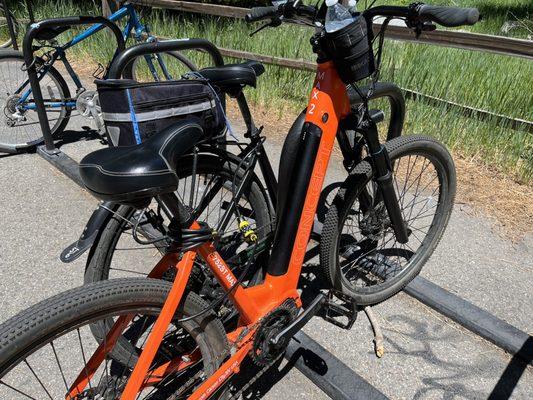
[60,201,120,263]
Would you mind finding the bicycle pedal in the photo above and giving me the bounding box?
[322,293,358,330]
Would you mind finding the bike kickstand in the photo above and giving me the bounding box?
[363,306,385,358]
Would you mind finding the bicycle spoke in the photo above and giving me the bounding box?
[50,342,69,392]
[77,328,93,392]
[0,235,230,400]
[406,203,439,224]
[337,143,449,293]
[114,246,160,251]
[24,359,53,400]
[0,57,67,146]
[0,380,37,400]
[109,267,149,276]
[408,229,425,245]
[400,157,432,202]
[404,185,439,216]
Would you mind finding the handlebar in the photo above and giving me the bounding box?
[245,2,480,29]
[245,6,279,23]
[245,1,317,24]
[416,4,479,27]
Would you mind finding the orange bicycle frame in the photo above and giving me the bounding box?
[66,61,350,400]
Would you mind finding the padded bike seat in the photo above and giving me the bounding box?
[199,60,265,91]
[35,26,71,41]
[79,120,203,205]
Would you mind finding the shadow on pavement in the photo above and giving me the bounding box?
[297,244,532,399]
[0,152,22,159]
[488,337,533,400]
[54,127,106,148]
[379,309,532,399]
[229,346,331,399]
[229,357,294,399]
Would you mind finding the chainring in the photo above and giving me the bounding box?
[76,90,105,134]
[251,299,299,366]
[76,90,101,120]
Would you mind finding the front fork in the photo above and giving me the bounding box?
[361,117,409,244]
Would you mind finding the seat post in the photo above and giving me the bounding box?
[158,193,194,228]
[235,92,259,138]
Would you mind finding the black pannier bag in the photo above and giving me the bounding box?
[321,15,375,84]
[95,78,225,147]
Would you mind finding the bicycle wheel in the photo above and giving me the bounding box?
[85,153,273,283]
[0,279,229,399]
[127,51,197,82]
[320,135,456,305]
[0,51,71,153]
[0,5,18,49]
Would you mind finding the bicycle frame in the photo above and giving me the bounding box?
[66,60,351,400]
[17,3,167,111]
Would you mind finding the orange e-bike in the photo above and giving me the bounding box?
[0,1,479,399]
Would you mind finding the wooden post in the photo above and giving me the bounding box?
[102,0,120,17]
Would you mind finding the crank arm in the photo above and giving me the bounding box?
[270,293,326,348]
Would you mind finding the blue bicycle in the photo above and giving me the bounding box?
[0,2,196,153]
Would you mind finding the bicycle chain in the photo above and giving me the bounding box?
[168,371,204,399]
[227,352,284,400]
[169,338,282,400]
[225,306,289,399]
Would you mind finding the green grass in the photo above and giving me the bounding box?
[9,0,533,182]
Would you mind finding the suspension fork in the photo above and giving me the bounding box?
[361,117,409,243]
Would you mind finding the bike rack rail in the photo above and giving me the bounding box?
[107,38,225,79]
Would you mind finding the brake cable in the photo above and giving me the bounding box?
[176,239,258,323]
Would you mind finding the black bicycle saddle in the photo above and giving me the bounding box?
[199,60,265,91]
[79,120,203,205]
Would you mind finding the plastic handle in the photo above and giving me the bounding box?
[417,5,480,27]
[245,6,278,23]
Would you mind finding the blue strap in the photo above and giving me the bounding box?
[126,88,142,144]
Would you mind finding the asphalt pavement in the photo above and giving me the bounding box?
[0,110,531,399]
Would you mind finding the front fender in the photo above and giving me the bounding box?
[60,201,120,263]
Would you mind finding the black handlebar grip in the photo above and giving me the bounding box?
[418,5,480,27]
[245,6,278,23]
